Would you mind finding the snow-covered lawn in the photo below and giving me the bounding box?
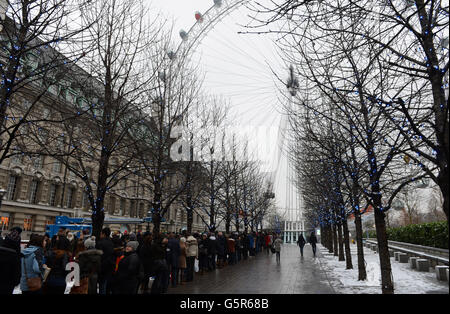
[316,244,449,294]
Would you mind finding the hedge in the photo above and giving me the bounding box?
[365,221,448,249]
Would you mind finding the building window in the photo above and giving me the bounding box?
[32,155,43,169]
[66,188,74,208]
[49,184,57,206]
[109,196,116,214]
[139,203,144,218]
[119,198,125,216]
[52,160,62,173]
[130,200,135,217]
[29,180,39,204]
[11,146,24,164]
[69,163,78,178]
[23,215,33,232]
[6,176,18,201]
[0,213,10,232]
[82,190,89,209]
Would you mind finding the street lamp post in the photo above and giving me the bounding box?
[285,65,298,243]
[0,188,7,235]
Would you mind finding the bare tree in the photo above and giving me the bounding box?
[0,0,94,166]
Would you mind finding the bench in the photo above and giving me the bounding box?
[409,257,418,269]
[416,259,430,272]
[398,253,409,263]
[435,266,448,281]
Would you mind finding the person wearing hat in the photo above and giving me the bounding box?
[0,230,22,294]
[74,236,103,294]
[114,240,143,294]
[20,234,45,294]
[3,228,22,254]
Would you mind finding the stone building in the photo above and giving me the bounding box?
[0,4,207,239]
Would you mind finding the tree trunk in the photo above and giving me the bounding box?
[152,179,162,236]
[333,224,338,256]
[152,213,161,237]
[91,199,105,240]
[438,171,449,225]
[342,218,353,269]
[374,206,394,294]
[337,222,345,261]
[354,210,367,281]
[328,225,334,253]
[187,208,193,235]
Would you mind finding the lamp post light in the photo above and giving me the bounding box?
[0,188,6,207]
[286,65,299,97]
[0,188,7,235]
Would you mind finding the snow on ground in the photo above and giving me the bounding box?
[315,243,449,294]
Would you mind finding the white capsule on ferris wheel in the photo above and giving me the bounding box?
[167,51,176,60]
[214,0,223,7]
[179,30,188,41]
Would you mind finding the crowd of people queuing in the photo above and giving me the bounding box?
[0,225,302,295]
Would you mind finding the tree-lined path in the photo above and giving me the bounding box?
[168,244,335,294]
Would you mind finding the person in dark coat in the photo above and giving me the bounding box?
[235,235,242,262]
[309,232,318,257]
[166,233,180,288]
[44,236,70,294]
[150,237,169,294]
[96,227,114,295]
[242,232,249,260]
[216,232,226,268]
[114,241,142,294]
[109,235,125,294]
[76,236,103,294]
[0,230,22,294]
[197,233,208,274]
[5,227,22,254]
[137,232,153,294]
[297,234,306,257]
[206,233,218,271]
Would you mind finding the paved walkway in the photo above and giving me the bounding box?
[167,244,336,294]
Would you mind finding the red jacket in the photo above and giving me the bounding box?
[227,238,236,253]
[265,235,271,246]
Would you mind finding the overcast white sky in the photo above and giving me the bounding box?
[148,0,301,215]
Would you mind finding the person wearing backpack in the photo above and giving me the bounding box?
[20,234,45,294]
